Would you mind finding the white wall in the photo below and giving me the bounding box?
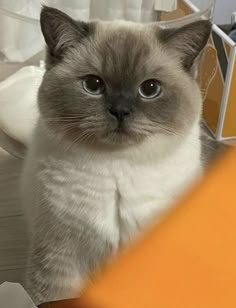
[192,0,236,24]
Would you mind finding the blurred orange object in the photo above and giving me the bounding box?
[40,147,236,308]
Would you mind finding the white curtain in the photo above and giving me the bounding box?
[0,0,177,62]
[44,0,159,23]
[44,0,177,22]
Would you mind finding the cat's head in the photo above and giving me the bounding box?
[38,6,211,147]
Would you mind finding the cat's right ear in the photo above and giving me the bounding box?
[40,6,93,63]
[159,20,212,73]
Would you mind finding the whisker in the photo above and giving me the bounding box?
[131,120,201,151]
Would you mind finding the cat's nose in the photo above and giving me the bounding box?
[109,105,131,122]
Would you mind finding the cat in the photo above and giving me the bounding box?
[21,6,212,305]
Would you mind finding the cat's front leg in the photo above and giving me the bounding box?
[25,218,115,305]
[25,235,82,305]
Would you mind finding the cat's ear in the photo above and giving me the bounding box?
[40,6,93,61]
[160,20,212,71]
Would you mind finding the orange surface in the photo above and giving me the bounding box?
[222,57,236,137]
[198,44,217,102]
[40,147,236,308]
[202,36,225,134]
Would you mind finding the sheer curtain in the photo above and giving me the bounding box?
[0,0,177,61]
[44,0,159,22]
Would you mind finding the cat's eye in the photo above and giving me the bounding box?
[138,79,161,99]
[82,75,105,95]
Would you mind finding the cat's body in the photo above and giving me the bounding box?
[22,118,201,304]
[21,6,212,305]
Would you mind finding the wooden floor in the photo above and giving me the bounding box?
[0,147,29,285]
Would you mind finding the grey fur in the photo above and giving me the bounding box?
[39,8,212,147]
[160,20,212,70]
[40,6,95,69]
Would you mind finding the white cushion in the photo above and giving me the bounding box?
[0,66,44,147]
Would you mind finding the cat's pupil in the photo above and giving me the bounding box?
[87,77,101,91]
[82,75,105,95]
[143,81,156,94]
[139,79,161,99]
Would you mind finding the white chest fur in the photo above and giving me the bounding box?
[22,122,202,249]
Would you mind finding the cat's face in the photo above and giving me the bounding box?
[39,7,211,147]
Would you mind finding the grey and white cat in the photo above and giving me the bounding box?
[21,6,212,305]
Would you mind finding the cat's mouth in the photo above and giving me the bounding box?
[114,121,128,133]
[100,122,146,146]
[112,119,135,137]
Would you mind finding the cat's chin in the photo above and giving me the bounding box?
[48,122,145,148]
[72,128,146,148]
[98,128,146,147]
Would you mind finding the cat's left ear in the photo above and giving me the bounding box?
[159,20,212,72]
[40,6,94,65]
